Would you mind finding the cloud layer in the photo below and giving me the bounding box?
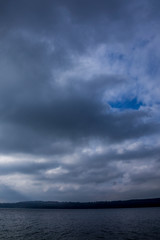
[0,0,160,202]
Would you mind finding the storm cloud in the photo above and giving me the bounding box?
[0,0,160,202]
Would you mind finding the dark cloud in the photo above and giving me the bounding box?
[0,79,158,155]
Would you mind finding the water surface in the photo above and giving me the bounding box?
[0,207,159,239]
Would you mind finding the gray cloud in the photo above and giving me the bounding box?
[0,184,28,202]
[0,0,160,202]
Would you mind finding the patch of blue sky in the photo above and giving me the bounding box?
[109,97,144,110]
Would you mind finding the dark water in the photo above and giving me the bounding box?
[0,207,159,239]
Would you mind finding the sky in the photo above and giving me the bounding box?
[0,0,160,202]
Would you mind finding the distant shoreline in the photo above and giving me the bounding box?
[0,198,160,209]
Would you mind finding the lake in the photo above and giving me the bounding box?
[0,207,159,239]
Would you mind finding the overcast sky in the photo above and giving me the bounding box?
[0,0,160,202]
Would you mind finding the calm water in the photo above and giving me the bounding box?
[0,207,159,239]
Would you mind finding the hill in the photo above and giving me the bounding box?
[0,198,160,209]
